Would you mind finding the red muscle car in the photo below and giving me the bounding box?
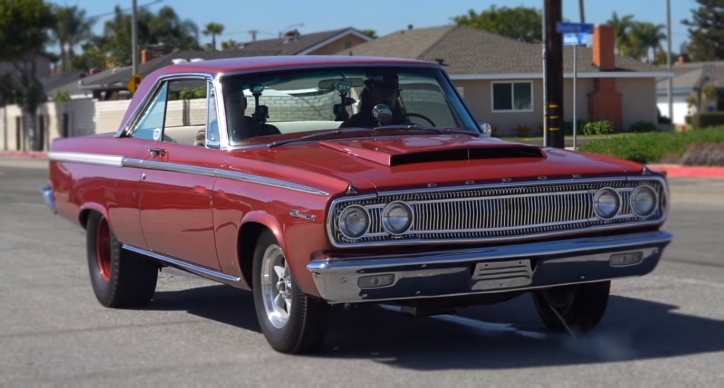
[42,55,672,354]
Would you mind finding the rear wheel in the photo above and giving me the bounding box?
[252,230,329,354]
[532,281,611,334]
[86,212,158,308]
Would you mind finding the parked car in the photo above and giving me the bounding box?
[42,55,672,354]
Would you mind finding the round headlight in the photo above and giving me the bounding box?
[593,188,621,220]
[382,201,413,234]
[631,185,657,217]
[338,205,369,239]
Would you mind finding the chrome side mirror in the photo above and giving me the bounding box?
[479,122,492,137]
[372,104,393,125]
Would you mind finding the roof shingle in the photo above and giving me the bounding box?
[342,25,665,75]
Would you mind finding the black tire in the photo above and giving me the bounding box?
[532,280,611,334]
[252,229,330,354]
[86,211,158,308]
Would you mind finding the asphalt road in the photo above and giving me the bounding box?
[1,158,723,386]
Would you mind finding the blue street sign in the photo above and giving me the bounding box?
[563,33,588,45]
[556,22,594,34]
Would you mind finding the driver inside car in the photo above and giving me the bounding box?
[195,92,280,146]
[339,73,408,128]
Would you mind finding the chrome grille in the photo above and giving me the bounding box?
[328,177,667,247]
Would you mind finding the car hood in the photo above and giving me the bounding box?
[238,134,646,193]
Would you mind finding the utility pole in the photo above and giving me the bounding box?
[579,0,585,23]
[666,0,673,122]
[132,0,138,76]
[544,0,564,149]
[542,1,547,147]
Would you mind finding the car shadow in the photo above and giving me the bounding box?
[147,284,724,369]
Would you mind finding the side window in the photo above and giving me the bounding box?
[206,82,220,149]
[163,79,209,146]
[130,82,169,141]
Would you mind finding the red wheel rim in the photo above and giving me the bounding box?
[96,218,112,281]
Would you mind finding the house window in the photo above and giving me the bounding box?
[492,81,533,112]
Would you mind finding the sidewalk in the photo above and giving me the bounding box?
[647,164,724,179]
[0,151,48,159]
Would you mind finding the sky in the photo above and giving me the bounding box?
[48,0,700,53]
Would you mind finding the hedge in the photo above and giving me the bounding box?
[579,126,724,164]
[685,113,724,129]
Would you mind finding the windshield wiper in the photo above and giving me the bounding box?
[267,127,376,148]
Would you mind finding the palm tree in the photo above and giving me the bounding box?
[629,22,667,62]
[49,5,95,72]
[606,12,635,57]
[221,39,238,50]
[203,22,225,50]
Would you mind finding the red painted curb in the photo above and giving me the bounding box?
[0,151,48,158]
[647,164,724,179]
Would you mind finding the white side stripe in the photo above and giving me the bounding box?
[48,151,123,167]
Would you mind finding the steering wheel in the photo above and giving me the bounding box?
[401,112,436,127]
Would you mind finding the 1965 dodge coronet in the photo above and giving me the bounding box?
[42,55,672,354]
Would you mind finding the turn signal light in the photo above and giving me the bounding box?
[609,252,644,267]
[357,274,395,289]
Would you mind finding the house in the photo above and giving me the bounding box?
[341,25,673,136]
[656,59,724,125]
[232,27,373,55]
[74,28,375,99]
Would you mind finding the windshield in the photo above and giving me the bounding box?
[218,66,480,146]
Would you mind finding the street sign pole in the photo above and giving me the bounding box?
[542,0,547,147]
[559,21,593,151]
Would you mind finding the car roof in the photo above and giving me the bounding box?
[154,55,440,76]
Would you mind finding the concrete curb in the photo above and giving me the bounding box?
[647,164,724,179]
[0,151,48,158]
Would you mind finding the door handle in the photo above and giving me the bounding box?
[149,147,167,157]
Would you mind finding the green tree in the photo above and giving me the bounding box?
[629,21,666,61]
[202,22,224,50]
[49,5,95,72]
[221,39,237,50]
[0,0,56,151]
[606,12,635,57]
[682,0,724,61]
[72,41,108,71]
[360,29,377,39]
[100,5,200,67]
[452,5,542,43]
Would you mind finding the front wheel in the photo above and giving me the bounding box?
[252,230,330,354]
[86,212,158,308]
[532,281,611,334]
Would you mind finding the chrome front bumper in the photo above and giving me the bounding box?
[307,230,673,304]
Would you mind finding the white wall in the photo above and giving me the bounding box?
[656,94,690,125]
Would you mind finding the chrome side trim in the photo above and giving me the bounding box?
[214,169,329,196]
[122,244,241,284]
[43,151,328,197]
[48,151,123,167]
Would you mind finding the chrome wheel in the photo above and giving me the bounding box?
[260,244,292,329]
